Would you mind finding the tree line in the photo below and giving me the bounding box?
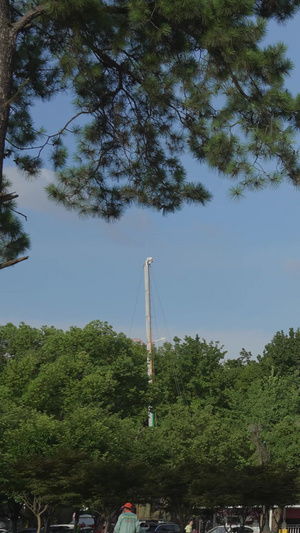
[0,322,300,532]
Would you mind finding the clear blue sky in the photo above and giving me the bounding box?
[2,13,300,359]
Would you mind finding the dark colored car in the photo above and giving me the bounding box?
[41,525,74,533]
[154,524,180,533]
[140,522,160,533]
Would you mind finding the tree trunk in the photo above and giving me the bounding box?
[272,507,283,533]
[73,508,80,533]
[6,498,23,533]
[104,510,112,533]
[0,0,15,191]
[10,517,19,533]
[92,512,104,533]
[37,513,42,533]
[43,508,54,533]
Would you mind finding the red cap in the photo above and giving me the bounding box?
[121,503,133,510]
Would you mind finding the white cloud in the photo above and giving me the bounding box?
[4,166,66,214]
[3,166,158,245]
[103,210,158,246]
[285,259,300,272]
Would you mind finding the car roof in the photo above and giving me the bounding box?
[155,525,180,531]
[207,527,253,533]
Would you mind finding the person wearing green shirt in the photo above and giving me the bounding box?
[114,503,141,533]
[185,521,193,533]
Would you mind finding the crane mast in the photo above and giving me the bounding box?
[144,257,155,427]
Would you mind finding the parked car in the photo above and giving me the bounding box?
[71,517,94,528]
[207,526,254,533]
[154,524,180,533]
[140,521,161,533]
[41,525,74,533]
[51,527,74,532]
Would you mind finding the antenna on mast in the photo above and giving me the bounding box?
[144,257,155,427]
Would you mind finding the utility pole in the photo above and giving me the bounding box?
[144,257,155,427]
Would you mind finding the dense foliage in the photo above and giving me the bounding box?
[0,321,300,531]
[2,0,300,264]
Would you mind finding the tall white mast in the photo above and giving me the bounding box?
[144,257,155,427]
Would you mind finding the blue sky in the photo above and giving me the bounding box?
[2,12,300,359]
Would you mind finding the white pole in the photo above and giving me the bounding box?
[144,257,154,427]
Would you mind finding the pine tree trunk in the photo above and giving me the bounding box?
[0,0,15,191]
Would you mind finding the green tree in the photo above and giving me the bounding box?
[2,321,300,524]
[2,1,300,262]
[223,353,264,398]
[0,321,150,528]
[190,464,299,513]
[135,402,250,525]
[227,370,300,467]
[153,335,226,409]
[0,321,149,421]
[225,369,300,530]
[258,327,300,376]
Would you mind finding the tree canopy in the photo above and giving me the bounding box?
[1,321,300,531]
[1,0,300,264]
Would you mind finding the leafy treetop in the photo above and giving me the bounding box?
[1,0,300,263]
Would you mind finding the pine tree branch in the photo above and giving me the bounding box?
[104,5,128,15]
[11,206,27,220]
[1,78,30,110]
[11,5,47,36]
[0,255,29,269]
[6,110,90,157]
[89,45,143,86]
[0,192,18,204]
[231,72,251,101]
